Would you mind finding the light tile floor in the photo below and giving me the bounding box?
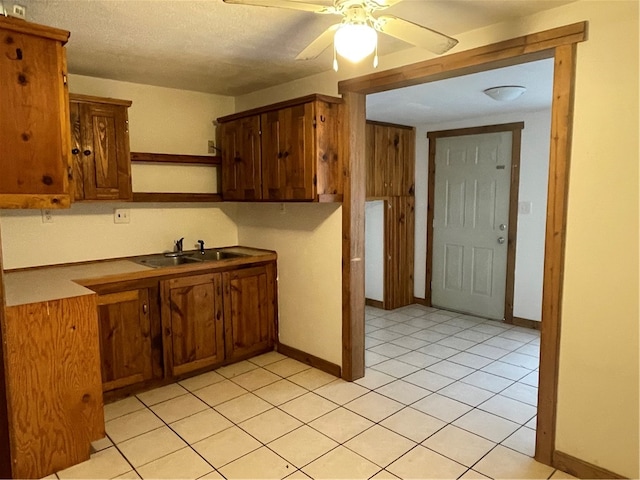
[53,305,578,479]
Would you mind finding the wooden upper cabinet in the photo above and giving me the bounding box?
[218,94,343,202]
[223,264,276,361]
[96,288,153,392]
[0,17,72,209]
[161,273,225,377]
[70,94,132,201]
[365,121,415,198]
[219,114,262,200]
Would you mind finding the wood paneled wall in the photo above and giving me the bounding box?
[384,197,415,310]
[366,121,416,310]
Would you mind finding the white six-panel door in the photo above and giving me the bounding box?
[431,131,512,319]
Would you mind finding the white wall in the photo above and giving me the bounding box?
[412,109,551,321]
[235,203,343,367]
[0,75,238,269]
[364,201,384,302]
[235,1,639,476]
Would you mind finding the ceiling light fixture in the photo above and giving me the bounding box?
[483,85,527,101]
[334,23,377,62]
[332,5,378,72]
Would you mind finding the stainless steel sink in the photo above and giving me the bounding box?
[195,250,247,261]
[134,249,248,268]
[136,254,203,268]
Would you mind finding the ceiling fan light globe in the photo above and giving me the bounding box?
[334,24,377,62]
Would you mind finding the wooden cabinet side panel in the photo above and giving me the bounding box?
[314,101,342,197]
[4,295,104,478]
[0,27,71,208]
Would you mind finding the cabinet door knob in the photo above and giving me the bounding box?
[142,304,148,314]
[71,148,80,155]
[83,150,91,156]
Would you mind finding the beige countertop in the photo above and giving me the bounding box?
[3,246,276,307]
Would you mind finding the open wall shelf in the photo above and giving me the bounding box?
[130,152,222,203]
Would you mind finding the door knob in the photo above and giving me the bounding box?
[497,237,506,244]
[499,224,507,231]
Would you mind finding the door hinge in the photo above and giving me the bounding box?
[62,74,68,86]
[313,174,317,186]
[313,117,317,128]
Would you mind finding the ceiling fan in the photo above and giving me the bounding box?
[221,0,458,70]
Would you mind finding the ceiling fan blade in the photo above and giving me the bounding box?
[375,15,458,54]
[222,0,338,14]
[296,23,340,60]
[366,0,403,10]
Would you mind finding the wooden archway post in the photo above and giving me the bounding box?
[338,22,586,465]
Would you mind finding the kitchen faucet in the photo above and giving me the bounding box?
[175,237,184,253]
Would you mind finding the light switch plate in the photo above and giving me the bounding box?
[518,201,532,215]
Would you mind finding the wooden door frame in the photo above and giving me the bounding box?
[339,22,586,466]
[425,122,524,322]
[0,224,12,477]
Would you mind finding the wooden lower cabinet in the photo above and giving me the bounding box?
[161,263,277,375]
[93,261,277,396]
[223,264,276,361]
[96,289,153,391]
[161,273,225,377]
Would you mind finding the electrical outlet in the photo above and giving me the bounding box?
[208,140,216,154]
[114,209,130,224]
[41,210,53,224]
[11,4,26,19]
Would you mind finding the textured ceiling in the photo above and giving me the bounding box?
[18,0,574,96]
[367,57,555,126]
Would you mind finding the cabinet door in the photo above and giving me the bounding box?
[97,289,153,392]
[77,102,132,200]
[220,116,262,200]
[261,103,315,200]
[0,19,72,209]
[162,273,225,376]
[223,264,276,361]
